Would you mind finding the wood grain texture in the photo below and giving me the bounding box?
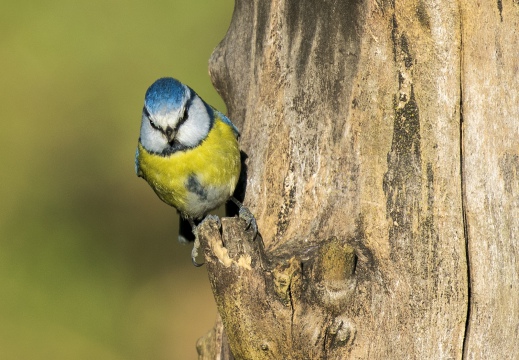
[192,0,519,358]
[461,0,519,358]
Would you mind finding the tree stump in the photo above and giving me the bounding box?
[196,0,519,358]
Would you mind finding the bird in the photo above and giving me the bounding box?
[135,77,257,266]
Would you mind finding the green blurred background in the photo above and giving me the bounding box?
[0,0,234,358]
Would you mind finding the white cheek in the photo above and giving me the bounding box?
[176,96,211,147]
[140,117,168,153]
[177,122,207,147]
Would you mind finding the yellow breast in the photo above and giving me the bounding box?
[136,116,241,219]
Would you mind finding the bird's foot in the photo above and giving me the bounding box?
[231,197,258,239]
[191,229,203,267]
[239,206,258,237]
[190,215,221,267]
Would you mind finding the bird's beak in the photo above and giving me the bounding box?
[165,126,176,143]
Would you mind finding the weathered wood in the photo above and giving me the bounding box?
[461,1,519,358]
[195,0,519,358]
[197,216,358,359]
[197,314,234,360]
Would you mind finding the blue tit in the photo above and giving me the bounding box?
[135,77,257,265]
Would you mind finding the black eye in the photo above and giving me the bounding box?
[143,107,159,129]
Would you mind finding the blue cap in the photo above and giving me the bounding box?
[144,77,187,115]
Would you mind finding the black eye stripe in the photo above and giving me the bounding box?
[175,93,194,130]
[149,119,159,130]
[143,99,191,135]
[143,106,151,119]
[175,108,189,131]
[143,106,162,131]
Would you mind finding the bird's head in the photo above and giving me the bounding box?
[139,77,212,154]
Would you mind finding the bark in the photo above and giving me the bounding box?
[461,1,519,358]
[195,0,519,359]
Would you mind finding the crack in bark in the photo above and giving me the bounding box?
[459,13,472,358]
[288,268,296,350]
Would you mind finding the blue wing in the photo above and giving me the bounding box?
[134,146,142,177]
[213,107,240,138]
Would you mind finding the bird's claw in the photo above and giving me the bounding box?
[188,203,256,267]
[230,197,258,238]
[238,205,258,238]
[191,228,204,267]
[204,214,222,228]
[190,215,222,267]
